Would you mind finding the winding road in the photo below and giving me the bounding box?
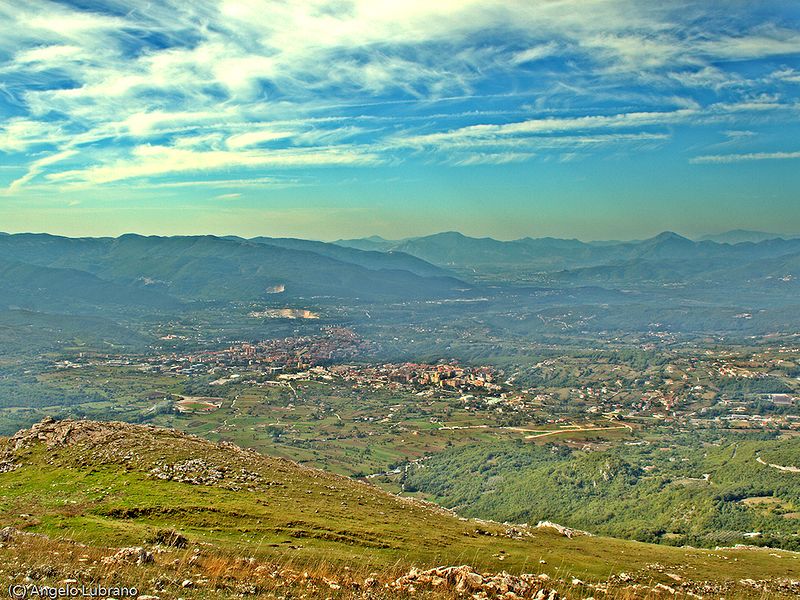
[756,456,800,473]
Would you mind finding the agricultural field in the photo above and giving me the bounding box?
[15,365,628,477]
[2,349,798,554]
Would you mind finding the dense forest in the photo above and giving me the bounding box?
[402,430,800,550]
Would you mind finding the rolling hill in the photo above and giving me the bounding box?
[246,236,454,278]
[402,435,800,551]
[0,233,468,305]
[0,418,796,599]
[0,256,178,313]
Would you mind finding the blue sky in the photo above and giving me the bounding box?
[1,0,799,240]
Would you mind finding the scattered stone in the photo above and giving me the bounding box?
[503,525,533,540]
[148,458,264,490]
[101,547,154,566]
[390,565,560,599]
[0,457,19,473]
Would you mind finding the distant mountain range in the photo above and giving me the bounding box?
[335,230,800,287]
[1,231,798,313]
[0,233,467,314]
[339,229,800,250]
[697,229,800,244]
[1,231,798,342]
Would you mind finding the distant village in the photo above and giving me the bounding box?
[52,329,799,431]
[55,327,505,396]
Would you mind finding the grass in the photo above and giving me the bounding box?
[8,531,781,600]
[0,419,798,599]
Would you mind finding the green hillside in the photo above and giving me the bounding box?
[248,236,454,278]
[0,233,467,303]
[0,257,178,313]
[402,433,800,550]
[0,418,797,599]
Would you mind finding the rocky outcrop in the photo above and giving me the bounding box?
[535,521,592,539]
[101,546,154,566]
[9,416,133,451]
[3,417,284,492]
[390,566,560,599]
[146,528,188,548]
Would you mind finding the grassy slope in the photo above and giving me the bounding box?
[0,419,797,599]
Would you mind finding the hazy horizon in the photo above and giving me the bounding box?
[1,226,799,245]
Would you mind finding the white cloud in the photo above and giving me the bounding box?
[663,66,742,90]
[7,149,77,191]
[691,150,800,164]
[700,27,800,60]
[226,129,294,149]
[512,43,560,65]
[722,130,756,139]
[121,110,236,137]
[46,145,382,186]
[22,10,124,35]
[450,152,535,166]
[392,99,800,154]
[395,109,697,149]
[1,0,799,191]
[770,67,800,84]
[14,44,84,64]
[0,118,65,152]
[147,176,301,189]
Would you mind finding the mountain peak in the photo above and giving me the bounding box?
[650,231,690,243]
[429,231,470,240]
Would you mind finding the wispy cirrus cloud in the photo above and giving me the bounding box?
[449,152,536,166]
[390,99,799,156]
[0,0,798,194]
[7,149,78,191]
[691,150,800,164]
[45,144,382,187]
